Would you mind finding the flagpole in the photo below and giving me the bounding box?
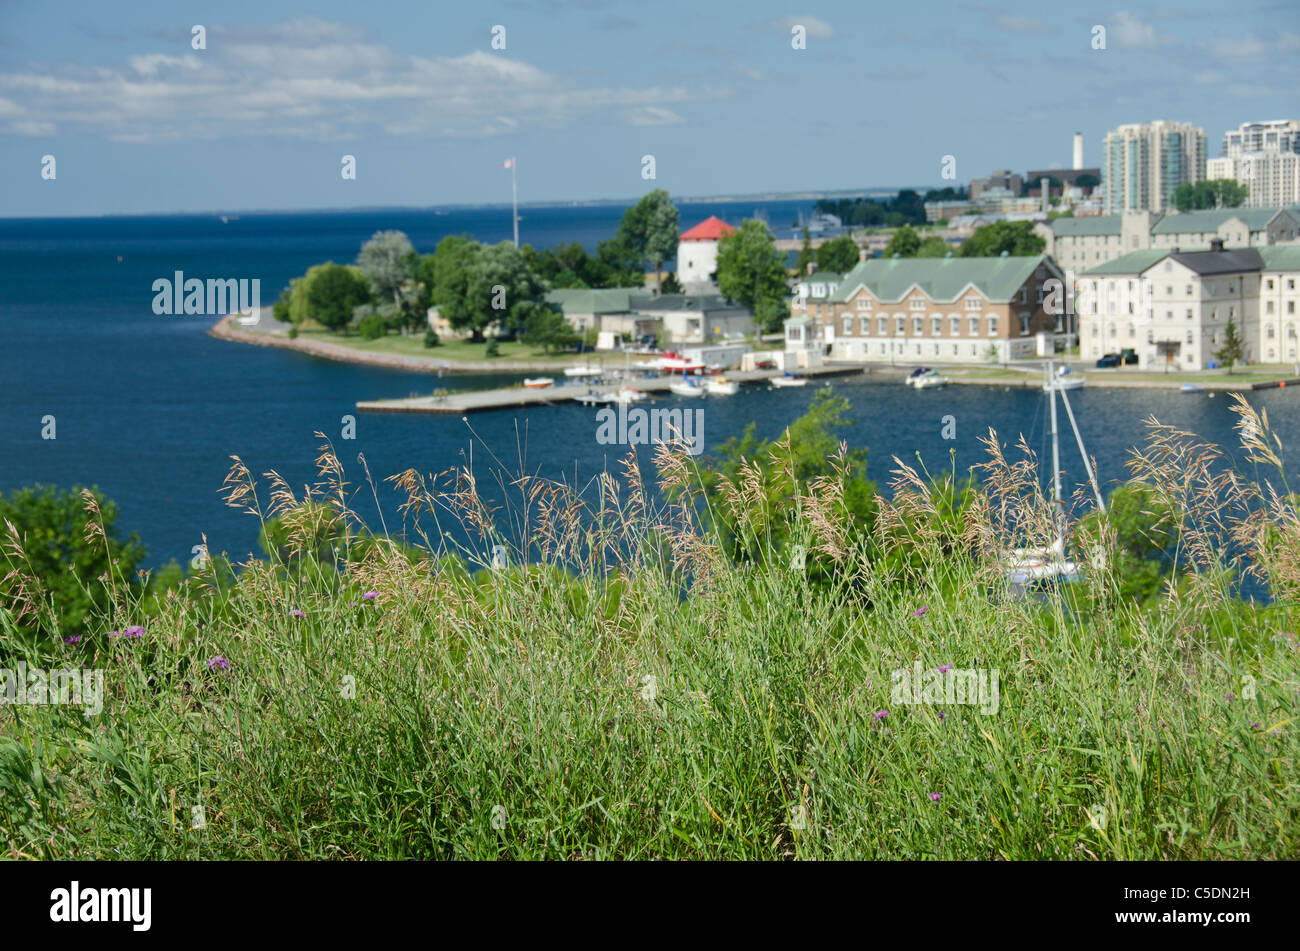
[511,159,519,248]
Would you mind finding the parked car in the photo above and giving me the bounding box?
[755,359,777,370]
[638,334,658,350]
[1095,353,1121,368]
[1120,348,1138,365]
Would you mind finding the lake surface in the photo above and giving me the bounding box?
[1,205,1297,567]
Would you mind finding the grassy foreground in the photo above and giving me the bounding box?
[0,401,1297,859]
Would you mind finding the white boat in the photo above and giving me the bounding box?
[1004,361,1108,587]
[771,374,807,388]
[1044,367,1085,391]
[522,377,554,389]
[904,367,932,387]
[669,378,706,397]
[609,387,647,404]
[913,370,949,389]
[705,376,739,396]
[1181,383,1203,393]
[574,393,609,406]
[563,365,603,379]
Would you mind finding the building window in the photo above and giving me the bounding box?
[1019,312,1030,335]
[843,315,852,335]
[931,316,941,335]
[1266,301,1274,314]
[878,316,887,335]
[987,315,998,336]
[1289,302,1296,315]
[1266,279,1274,290]
[969,316,979,336]
[895,316,905,334]
[965,297,981,310]
[1267,325,1275,339]
[950,315,960,335]
[910,299,925,311]
[860,316,870,335]
[913,316,923,334]
[1186,330,1193,344]
[856,298,868,311]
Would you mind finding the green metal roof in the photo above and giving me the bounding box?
[829,254,1053,304]
[1080,249,1170,275]
[544,288,634,314]
[1151,208,1292,234]
[802,271,845,283]
[1050,215,1121,236]
[1258,246,1300,271]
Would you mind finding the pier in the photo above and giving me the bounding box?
[355,366,865,414]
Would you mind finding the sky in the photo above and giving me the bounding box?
[2,0,1298,217]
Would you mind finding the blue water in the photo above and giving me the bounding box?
[2,203,1297,569]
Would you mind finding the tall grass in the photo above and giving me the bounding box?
[0,396,1296,859]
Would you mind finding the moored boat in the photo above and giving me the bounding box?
[770,373,807,388]
[522,377,554,388]
[704,376,739,396]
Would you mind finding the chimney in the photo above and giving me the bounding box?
[1041,177,1050,215]
[1072,132,1084,171]
[1210,237,1225,252]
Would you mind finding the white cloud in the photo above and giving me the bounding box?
[10,120,54,135]
[628,106,683,126]
[1112,11,1157,49]
[0,19,729,144]
[778,16,834,40]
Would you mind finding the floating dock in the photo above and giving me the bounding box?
[356,366,864,414]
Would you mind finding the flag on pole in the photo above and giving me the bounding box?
[502,157,515,168]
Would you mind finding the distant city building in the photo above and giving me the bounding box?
[1208,120,1300,208]
[1077,242,1300,368]
[1222,119,1300,159]
[969,169,1023,201]
[799,254,1065,364]
[1073,132,1085,171]
[1038,207,1300,274]
[676,216,736,292]
[1102,120,1208,214]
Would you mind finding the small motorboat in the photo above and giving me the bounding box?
[1044,366,1085,391]
[913,370,949,389]
[1180,383,1203,393]
[705,376,739,396]
[609,387,647,404]
[770,373,807,388]
[522,377,554,389]
[563,365,603,379]
[905,367,932,387]
[669,377,705,397]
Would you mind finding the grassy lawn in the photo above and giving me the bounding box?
[300,329,583,363]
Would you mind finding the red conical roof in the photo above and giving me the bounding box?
[680,216,736,241]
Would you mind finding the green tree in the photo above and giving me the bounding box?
[593,236,645,287]
[271,287,292,322]
[356,230,415,311]
[959,220,1045,257]
[307,264,371,334]
[884,225,921,258]
[287,262,336,325]
[916,236,953,257]
[715,219,789,315]
[431,234,482,338]
[816,234,861,273]
[464,241,551,339]
[520,307,579,354]
[1172,179,1249,212]
[0,485,146,641]
[659,272,684,295]
[617,189,680,288]
[1215,315,1246,373]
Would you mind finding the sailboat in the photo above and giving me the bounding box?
[1004,361,1106,586]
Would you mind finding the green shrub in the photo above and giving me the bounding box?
[423,328,440,348]
[357,313,387,341]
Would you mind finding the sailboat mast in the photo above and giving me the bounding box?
[1058,388,1106,512]
[1047,361,1062,508]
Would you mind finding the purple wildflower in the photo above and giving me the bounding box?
[206,656,230,671]
[1251,721,1261,730]
[873,710,888,720]
[291,609,306,618]
[124,625,144,638]
[929,792,942,802]
[937,711,946,721]
[362,590,378,601]
[937,664,953,673]
[64,634,82,645]
[1225,692,1236,703]
[913,606,928,617]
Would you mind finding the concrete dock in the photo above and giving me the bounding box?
[356,366,865,414]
